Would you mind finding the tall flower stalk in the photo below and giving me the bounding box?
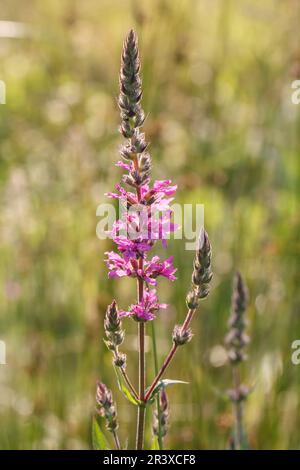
[225,272,250,450]
[95,29,213,451]
[106,29,177,449]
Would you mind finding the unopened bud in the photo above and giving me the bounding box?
[186,290,199,309]
[113,353,126,368]
[172,324,193,346]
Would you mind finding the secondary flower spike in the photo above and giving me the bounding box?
[223,272,250,450]
[96,382,119,433]
[225,272,249,364]
[104,300,126,368]
[186,228,213,309]
[153,389,169,439]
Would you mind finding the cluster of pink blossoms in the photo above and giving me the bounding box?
[105,164,178,321]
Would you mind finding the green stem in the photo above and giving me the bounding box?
[134,155,146,450]
[232,366,243,450]
[112,430,121,450]
[151,321,163,450]
[136,320,146,449]
[120,367,139,401]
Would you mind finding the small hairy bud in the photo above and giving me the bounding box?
[96,382,119,432]
[186,290,199,309]
[119,143,135,161]
[104,300,121,334]
[131,129,148,153]
[139,152,152,185]
[172,324,193,346]
[113,352,126,368]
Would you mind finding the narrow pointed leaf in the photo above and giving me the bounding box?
[92,416,110,450]
[113,366,140,406]
[151,435,160,450]
[147,379,188,404]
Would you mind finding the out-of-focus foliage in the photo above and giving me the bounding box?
[0,0,299,449]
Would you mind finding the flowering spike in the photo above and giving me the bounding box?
[101,30,180,450]
[96,382,119,432]
[223,272,250,450]
[186,228,213,309]
[119,29,145,138]
[104,300,126,368]
[225,272,249,365]
[153,389,169,438]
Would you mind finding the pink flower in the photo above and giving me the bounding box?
[107,219,152,259]
[105,184,137,206]
[119,289,167,321]
[148,209,178,245]
[153,180,177,196]
[105,251,137,279]
[115,160,132,171]
[143,180,176,204]
[144,256,177,284]
[113,236,152,259]
[106,180,177,210]
[105,252,177,285]
[104,164,177,322]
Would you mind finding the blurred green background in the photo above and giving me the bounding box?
[0,0,299,450]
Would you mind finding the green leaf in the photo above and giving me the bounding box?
[147,379,188,404]
[92,416,110,450]
[113,366,140,406]
[151,435,160,450]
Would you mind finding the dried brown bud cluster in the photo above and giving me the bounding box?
[186,229,213,310]
[104,300,126,368]
[96,382,119,432]
[172,324,193,346]
[153,389,169,438]
[225,272,249,365]
[118,29,151,187]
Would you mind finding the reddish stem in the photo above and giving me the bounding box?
[134,155,146,450]
[145,308,196,402]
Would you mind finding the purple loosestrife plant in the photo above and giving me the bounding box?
[93,30,213,451]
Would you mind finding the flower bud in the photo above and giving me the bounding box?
[186,290,199,309]
[172,324,193,346]
[113,353,126,368]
